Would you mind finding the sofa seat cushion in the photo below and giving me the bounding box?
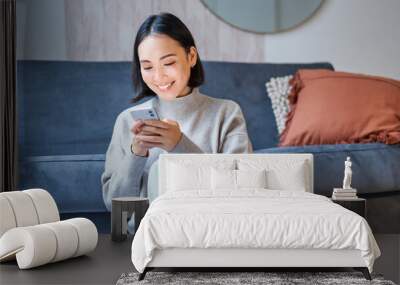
[18,154,107,213]
[256,143,400,196]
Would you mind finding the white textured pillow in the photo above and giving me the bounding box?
[238,159,308,192]
[211,168,267,190]
[265,75,293,134]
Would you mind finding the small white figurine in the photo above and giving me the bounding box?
[342,156,353,189]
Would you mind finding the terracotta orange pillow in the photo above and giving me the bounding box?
[279,69,400,146]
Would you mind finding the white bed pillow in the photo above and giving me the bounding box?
[237,159,308,192]
[237,169,267,189]
[167,162,210,191]
[211,167,236,191]
[211,169,236,190]
[211,168,267,190]
[166,159,236,192]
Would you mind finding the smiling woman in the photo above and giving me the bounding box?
[101,13,253,213]
[138,36,196,98]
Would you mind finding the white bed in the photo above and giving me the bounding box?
[131,154,380,280]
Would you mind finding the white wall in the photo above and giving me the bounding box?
[264,0,400,79]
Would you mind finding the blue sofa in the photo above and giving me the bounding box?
[17,60,400,234]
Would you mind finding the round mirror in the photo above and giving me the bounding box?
[201,0,324,34]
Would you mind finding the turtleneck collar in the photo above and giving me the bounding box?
[153,88,206,119]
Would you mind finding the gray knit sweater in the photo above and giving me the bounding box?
[101,88,253,211]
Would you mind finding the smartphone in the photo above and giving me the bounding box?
[130,107,159,121]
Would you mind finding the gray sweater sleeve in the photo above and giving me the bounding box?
[219,102,253,154]
[170,101,252,154]
[170,133,204,153]
[101,115,147,211]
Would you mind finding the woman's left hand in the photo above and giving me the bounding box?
[136,119,182,151]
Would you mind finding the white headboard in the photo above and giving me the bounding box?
[158,153,314,195]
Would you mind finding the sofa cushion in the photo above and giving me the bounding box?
[265,75,293,134]
[256,143,400,196]
[17,61,134,157]
[17,61,334,157]
[200,61,334,150]
[18,154,107,213]
[279,69,400,146]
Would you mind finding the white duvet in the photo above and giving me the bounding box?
[131,190,380,273]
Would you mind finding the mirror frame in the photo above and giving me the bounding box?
[200,0,325,34]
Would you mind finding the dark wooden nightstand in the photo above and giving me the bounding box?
[111,197,149,242]
[331,198,366,218]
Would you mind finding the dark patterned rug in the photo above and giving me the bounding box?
[116,271,396,285]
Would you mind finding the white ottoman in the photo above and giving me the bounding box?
[0,189,98,269]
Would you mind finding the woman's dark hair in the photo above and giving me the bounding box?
[131,13,204,103]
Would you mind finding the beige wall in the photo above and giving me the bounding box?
[17,0,400,79]
[64,0,265,62]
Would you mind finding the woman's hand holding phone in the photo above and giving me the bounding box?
[130,120,149,156]
[131,119,182,153]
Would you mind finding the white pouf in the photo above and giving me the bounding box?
[23,188,60,224]
[0,218,98,269]
[0,189,60,237]
[1,191,40,227]
[0,189,98,269]
[0,196,17,237]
